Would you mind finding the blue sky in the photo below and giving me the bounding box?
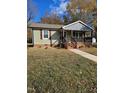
[31,0,69,22]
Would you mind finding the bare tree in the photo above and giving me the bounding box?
[27,0,37,24]
[27,0,38,43]
[66,0,96,23]
[41,11,63,24]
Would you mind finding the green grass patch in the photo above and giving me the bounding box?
[27,48,97,93]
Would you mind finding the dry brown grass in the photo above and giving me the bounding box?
[27,47,97,93]
[79,47,97,56]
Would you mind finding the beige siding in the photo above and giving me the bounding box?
[33,29,60,45]
[33,30,41,44]
[51,30,60,45]
[66,31,71,42]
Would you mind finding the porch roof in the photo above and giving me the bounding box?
[62,20,94,31]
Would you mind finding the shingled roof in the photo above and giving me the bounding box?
[28,23,63,29]
[28,20,94,31]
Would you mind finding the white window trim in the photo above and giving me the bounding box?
[42,29,49,39]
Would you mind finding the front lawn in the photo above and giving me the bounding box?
[79,47,97,56]
[27,47,97,93]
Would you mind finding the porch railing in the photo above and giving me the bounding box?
[59,36,68,48]
[70,37,77,48]
[59,36,92,48]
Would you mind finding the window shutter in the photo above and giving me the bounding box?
[40,30,42,39]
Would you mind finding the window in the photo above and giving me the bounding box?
[75,32,78,38]
[43,30,49,39]
[79,32,82,39]
[73,32,78,38]
[73,32,83,39]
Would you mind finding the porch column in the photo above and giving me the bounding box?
[62,29,64,42]
[59,29,62,47]
[49,30,52,47]
[63,30,64,37]
[83,31,85,42]
[81,31,83,42]
[91,31,93,42]
[71,30,73,39]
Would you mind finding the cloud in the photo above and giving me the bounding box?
[50,0,69,15]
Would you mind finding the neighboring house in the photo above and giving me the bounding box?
[28,20,96,48]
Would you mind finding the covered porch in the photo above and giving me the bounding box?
[59,20,94,49]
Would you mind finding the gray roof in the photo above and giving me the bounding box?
[28,23,63,29]
[28,20,94,31]
[63,20,94,31]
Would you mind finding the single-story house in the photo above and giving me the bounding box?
[28,20,96,48]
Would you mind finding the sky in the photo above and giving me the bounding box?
[31,0,69,22]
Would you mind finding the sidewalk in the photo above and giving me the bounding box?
[69,49,97,62]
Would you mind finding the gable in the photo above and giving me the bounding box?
[63,21,93,31]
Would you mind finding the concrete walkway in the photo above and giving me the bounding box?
[69,49,97,62]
